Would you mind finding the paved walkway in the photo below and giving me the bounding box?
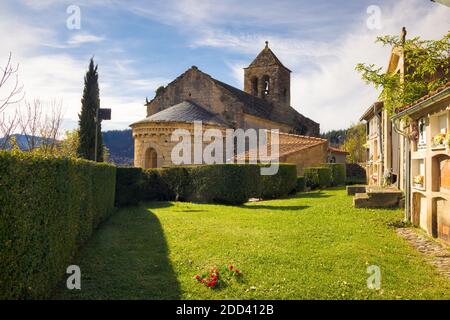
[397,228,450,279]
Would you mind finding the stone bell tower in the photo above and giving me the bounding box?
[244,41,291,108]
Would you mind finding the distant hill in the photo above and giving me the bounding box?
[102,129,134,165]
[0,131,134,166]
[0,134,53,150]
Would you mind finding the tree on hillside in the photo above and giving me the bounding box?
[356,31,449,115]
[320,129,346,146]
[344,123,366,163]
[77,58,103,161]
[0,53,24,149]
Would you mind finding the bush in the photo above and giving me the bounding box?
[259,164,297,199]
[0,151,116,299]
[346,163,366,185]
[190,164,260,204]
[142,169,169,201]
[160,167,193,201]
[304,167,332,189]
[115,167,144,206]
[296,176,305,192]
[322,163,346,186]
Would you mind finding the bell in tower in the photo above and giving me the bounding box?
[243,41,291,108]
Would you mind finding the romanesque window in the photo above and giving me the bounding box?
[251,77,258,95]
[262,75,270,96]
[144,147,158,168]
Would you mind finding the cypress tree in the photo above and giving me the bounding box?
[77,58,103,161]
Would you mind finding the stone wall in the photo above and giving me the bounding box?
[283,142,328,176]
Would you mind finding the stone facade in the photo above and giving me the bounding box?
[283,142,328,176]
[132,43,322,170]
[392,82,450,244]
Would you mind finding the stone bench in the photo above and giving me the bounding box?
[346,185,367,196]
[353,189,404,208]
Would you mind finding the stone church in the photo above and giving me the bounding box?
[131,42,326,173]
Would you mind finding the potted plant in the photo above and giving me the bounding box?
[413,175,424,189]
[433,133,447,148]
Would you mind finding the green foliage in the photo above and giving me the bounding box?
[115,164,298,206]
[296,176,305,192]
[190,164,259,204]
[78,58,103,162]
[58,130,80,158]
[115,167,144,207]
[0,150,116,299]
[321,163,346,186]
[304,167,332,189]
[344,123,366,163]
[142,169,170,201]
[345,163,367,185]
[160,167,193,201]
[356,32,450,115]
[259,164,297,199]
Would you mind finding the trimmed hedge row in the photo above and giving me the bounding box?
[321,163,346,186]
[0,151,116,299]
[304,167,332,189]
[115,163,298,206]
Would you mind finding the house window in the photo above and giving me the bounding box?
[418,118,427,147]
[438,114,447,134]
[251,77,258,96]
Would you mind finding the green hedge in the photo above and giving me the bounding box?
[116,164,298,206]
[0,151,116,299]
[304,167,332,189]
[160,167,192,201]
[115,167,144,206]
[190,164,259,204]
[321,163,346,186]
[296,176,305,192]
[259,164,297,199]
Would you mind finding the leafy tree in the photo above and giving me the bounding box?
[77,58,103,161]
[58,130,80,158]
[356,31,449,115]
[344,123,366,163]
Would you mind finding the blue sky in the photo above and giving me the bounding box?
[0,0,449,133]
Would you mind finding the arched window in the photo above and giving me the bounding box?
[251,77,258,96]
[262,75,270,96]
[144,147,158,168]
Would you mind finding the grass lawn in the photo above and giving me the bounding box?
[57,188,450,300]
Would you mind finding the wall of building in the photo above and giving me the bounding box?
[284,143,328,176]
[409,105,450,243]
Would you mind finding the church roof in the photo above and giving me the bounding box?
[211,78,276,120]
[132,100,226,126]
[234,132,327,161]
[245,41,291,72]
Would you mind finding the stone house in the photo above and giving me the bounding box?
[327,146,348,164]
[131,42,325,172]
[392,82,450,243]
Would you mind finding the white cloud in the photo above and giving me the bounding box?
[209,0,450,131]
[67,34,105,46]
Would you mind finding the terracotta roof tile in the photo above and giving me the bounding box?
[328,146,349,154]
[234,132,327,161]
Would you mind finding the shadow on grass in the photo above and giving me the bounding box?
[56,205,180,300]
[295,191,332,199]
[241,204,310,211]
